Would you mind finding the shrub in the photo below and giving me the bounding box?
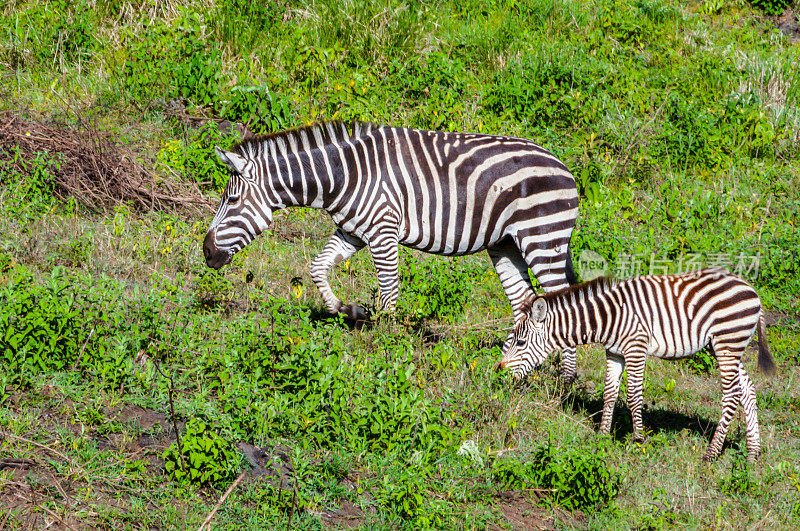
[211,0,288,52]
[158,121,238,192]
[398,251,480,323]
[492,441,621,511]
[748,0,793,16]
[377,467,429,525]
[220,84,293,135]
[0,266,81,385]
[163,418,238,486]
[0,149,59,220]
[3,0,95,69]
[122,15,221,107]
[683,348,717,375]
[484,44,606,130]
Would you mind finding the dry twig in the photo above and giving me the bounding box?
[0,109,213,214]
[197,471,248,531]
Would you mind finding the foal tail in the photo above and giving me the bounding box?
[757,310,776,377]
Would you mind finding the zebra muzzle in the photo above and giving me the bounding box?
[203,231,231,270]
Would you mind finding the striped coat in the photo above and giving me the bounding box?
[203,122,580,378]
[500,268,776,462]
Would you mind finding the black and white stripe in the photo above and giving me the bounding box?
[500,267,776,462]
[203,122,580,377]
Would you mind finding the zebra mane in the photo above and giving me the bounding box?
[522,276,618,314]
[231,121,379,158]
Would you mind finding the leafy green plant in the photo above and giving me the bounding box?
[683,348,716,375]
[492,441,621,511]
[748,0,792,15]
[221,84,293,135]
[1,149,59,220]
[163,418,238,486]
[121,14,221,107]
[484,43,605,130]
[211,0,289,52]
[375,465,445,528]
[0,265,82,384]
[719,452,759,496]
[3,0,95,69]
[158,121,238,192]
[398,251,481,323]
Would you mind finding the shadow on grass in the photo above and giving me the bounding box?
[560,387,719,443]
[306,304,374,331]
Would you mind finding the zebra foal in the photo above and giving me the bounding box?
[203,122,580,379]
[500,268,776,462]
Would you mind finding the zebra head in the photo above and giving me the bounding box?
[500,297,552,378]
[203,146,273,270]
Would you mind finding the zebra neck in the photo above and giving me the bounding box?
[550,289,612,348]
[261,141,342,210]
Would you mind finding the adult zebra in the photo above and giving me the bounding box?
[203,122,580,378]
[500,268,776,462]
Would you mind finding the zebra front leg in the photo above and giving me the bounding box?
[704,353,743,461]
[519,242,578,383]
[487,244,534,323]
[310,229,366,320]
[600,353,625,435]
[624,348,648,443]
[738,364,762,463]
[369,232,401,313]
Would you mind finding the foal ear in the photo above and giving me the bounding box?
[215,146,246,174]
[530,298,547,323]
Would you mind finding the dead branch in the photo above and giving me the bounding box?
[0,109,214,215]
[197,471,247,531]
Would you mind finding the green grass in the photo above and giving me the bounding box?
[2,0,800,528]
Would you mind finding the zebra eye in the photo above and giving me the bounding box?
[227,194,240,204]
[516,339,526,347]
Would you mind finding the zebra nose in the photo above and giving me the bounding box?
[203,231,218,266]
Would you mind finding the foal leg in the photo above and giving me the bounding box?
[738,364,761,463]
[625,348,648,442]
[600,353,625,435]
[704,352,743,461]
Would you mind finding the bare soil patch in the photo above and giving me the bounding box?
[491,490,585,530]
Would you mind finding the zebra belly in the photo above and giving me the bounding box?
[646,328,709,359]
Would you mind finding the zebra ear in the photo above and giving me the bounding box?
[215,146,246,174]
[530,298,547,323]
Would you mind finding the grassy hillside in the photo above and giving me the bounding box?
[1,0,799,528]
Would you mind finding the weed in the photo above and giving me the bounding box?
[163,418,238,486]
[492,441,621,511]
[221,84,293,135]
[158,121,238,192]
[121,14,221,108]
[398,250,483,323]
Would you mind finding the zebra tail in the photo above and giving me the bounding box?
[757,310,776,377]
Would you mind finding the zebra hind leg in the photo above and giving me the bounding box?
[310,229,367,321]
[623,347,648,443]
[738,363,762,463]
[600,353,625,436]
[704,352,744,461]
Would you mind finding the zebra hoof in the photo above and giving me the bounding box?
[702,451,719,462]
[559,372,578,387]
[339,303,369,323]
